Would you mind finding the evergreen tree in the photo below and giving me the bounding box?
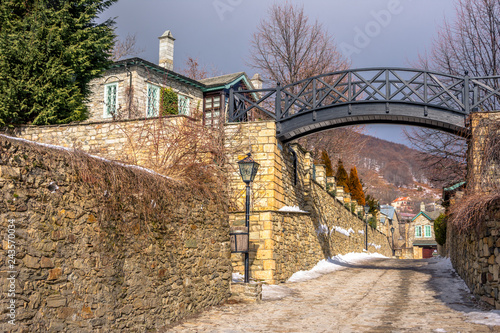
[0,0,117,126]
[434,213,447,246]
[335,159,349,193]
[320,150,334,177]
[348,166,365,205]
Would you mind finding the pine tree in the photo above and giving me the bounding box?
[320,150,334,177]
[335,159,349,193]
[0,0,117,126]
[348,166,365,205]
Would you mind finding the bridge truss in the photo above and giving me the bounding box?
[228,68,500,142]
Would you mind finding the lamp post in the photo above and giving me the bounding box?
[390,226,395,256]
[238,153,259,283]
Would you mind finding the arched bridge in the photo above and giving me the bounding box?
[228,68,500,142]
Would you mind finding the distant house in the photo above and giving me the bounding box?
[379,205,403,256]
[86,30,264,125]
[391,196,413,214]
[408,211,437,259]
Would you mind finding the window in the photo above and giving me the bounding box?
[424,225,432,238]
[204,94,222,125]
[147,84,160,117]
[415,225,422,237]
[103,83,118,118]
[178,95,191,115]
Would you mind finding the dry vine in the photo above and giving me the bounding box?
[449,121,500,233]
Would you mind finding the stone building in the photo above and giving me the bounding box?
[379,205,403,255]
[86,29,263,125]
[408,211,437,259]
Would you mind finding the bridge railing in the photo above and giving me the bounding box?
[228,68,500,123]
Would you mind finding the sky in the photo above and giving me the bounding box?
[100,0,458,145]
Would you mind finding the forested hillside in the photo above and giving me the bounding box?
[337,133,446,205]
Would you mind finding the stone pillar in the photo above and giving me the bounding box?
[314,164,326,189]
[336,186,344,202]
[467,112,500,193]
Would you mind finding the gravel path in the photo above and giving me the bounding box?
[169,258,500,332]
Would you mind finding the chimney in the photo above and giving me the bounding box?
[159,30,175,71]
[251,73,263,90]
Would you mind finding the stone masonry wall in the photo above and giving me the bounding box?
[2,115,192,168]
[0,137,231,332]
[448,202,500,309]
[227,121,391,283]
[448,111,500,308]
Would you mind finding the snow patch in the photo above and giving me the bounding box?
[316,224,329,235]
[368,242,381,249]
[358,230,365,235]
[232,272,245,283]
[278,206,308,213]
[465,311,500,326]
[262,284,294,301]
[0,134,172,180]
[332,226,355,237]
[286,252,386,283]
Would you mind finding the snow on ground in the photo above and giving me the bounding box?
[287,252,386,283]
[429,256,500,326]
[278,206,308,213]
[262,253,386,300]
[232,272,245,283]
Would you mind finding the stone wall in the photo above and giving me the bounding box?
[448,111,500,308]
[467,112,500,193]
[0,137,231,332]
[448,202,500,308]
[2,115,192,168]
[227,121,392,283]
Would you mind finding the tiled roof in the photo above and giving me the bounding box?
[199,72,246,87]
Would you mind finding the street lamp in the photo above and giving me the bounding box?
[237,153,259,283]
[390,226,395,256]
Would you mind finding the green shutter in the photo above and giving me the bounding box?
[104,83,117,117]
[424,225,431,238]
[178,95,191,115]
[147,84,160,117]
[415,226,422,237]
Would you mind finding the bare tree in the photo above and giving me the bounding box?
[248,1,349,87]
[406,0,500,186]
[403,127,467,186]
[249,2,360,163]
[179,56,222,81]
[111,33,144,61]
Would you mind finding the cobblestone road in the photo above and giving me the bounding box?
[169,258,500,332]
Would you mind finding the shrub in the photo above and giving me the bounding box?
[434,213,447,245]
[160,88,178,115]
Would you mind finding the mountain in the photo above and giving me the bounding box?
[342,133,443,207]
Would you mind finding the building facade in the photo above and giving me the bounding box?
[86,30,263,126]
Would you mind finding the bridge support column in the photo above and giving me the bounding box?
[467,111,500,193]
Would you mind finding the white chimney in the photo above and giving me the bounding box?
[251,73,263,90]
[159,30,175,71]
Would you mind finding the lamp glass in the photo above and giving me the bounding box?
[238,154,260,183]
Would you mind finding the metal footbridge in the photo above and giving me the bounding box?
[228,68,500,142]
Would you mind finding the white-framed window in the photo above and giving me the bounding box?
[415,225,422,238]
[147,83,160,117]
[178,95,191,115]
[424,225,432,238]
[204,94,222,126]
[103,82,118,118]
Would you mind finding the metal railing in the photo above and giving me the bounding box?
[228,68,500,123]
